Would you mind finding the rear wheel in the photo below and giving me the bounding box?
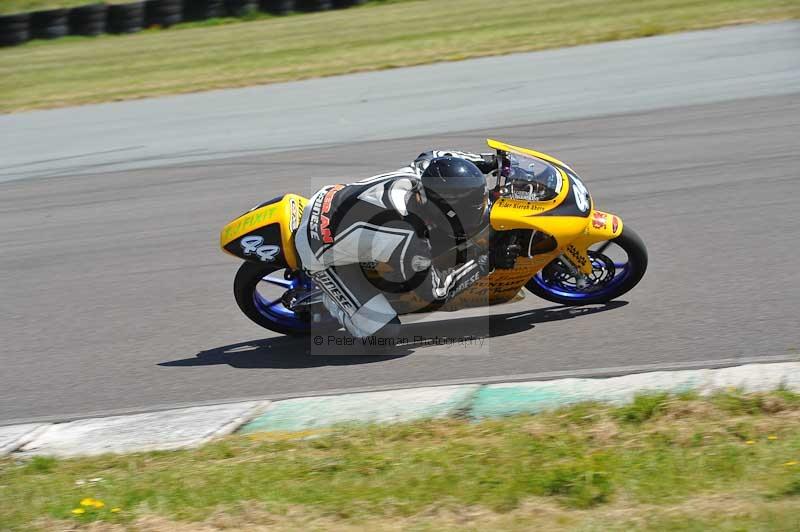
[526,226,647,305]
[233,262,318,336]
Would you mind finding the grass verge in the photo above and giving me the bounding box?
[1,0,799,113]
[2,390,800,530]
[0,0,104,14]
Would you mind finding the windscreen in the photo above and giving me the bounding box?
[501,151,563,202]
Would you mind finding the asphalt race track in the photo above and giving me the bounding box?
[1,25,799,424]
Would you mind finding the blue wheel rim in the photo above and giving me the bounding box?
[532,248,632,302]
[252,272,333,330]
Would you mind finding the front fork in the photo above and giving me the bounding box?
[282,270,325,318]
[558,254,589,288]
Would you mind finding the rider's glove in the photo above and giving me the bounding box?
[476,253,492,276]
[474,154,498,174]
[410,255,432,273]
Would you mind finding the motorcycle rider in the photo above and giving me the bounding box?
[294,149,518,341]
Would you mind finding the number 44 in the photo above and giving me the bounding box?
[240,236,281,262]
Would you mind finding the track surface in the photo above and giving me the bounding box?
[1,22,799,182]
[1,27,799,424]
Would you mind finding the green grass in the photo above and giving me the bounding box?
[1,0,798,113]
[2,390,800,530]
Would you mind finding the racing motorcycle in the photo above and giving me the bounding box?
[220,139,647,335]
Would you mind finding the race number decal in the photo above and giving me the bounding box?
[570,175,590,213]
[240,236,280,262]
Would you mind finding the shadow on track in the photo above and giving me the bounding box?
[160,301,627,369]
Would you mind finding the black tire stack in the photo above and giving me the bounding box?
[31,8,70,39]
[260,0,294,15]
[296,0,332,12]
[108,2,146,34]
[69,4,108,36]
[185,0,226,21]
[145,0,183,27]
[225,0,258,17]
[0,0,367,46]
[0,13,30,47]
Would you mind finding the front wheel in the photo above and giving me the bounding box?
[526,226,648,305]
[233,262,318,336]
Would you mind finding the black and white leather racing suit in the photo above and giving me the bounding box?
[294,150,496,338]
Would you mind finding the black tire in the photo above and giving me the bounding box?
[225,0,258,16]
[145,0,183,27]
[184,0,227,21]
[69,3,108,36]
[296,0,332,12]
[31,8,69,39]
[108,2,146,34]
[332,0,365,7]
[234,261,311,336]
[525,226,648,305]
[260,0,294,15]
[0,13,31,47]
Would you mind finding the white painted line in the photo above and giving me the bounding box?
[21,401,268,458]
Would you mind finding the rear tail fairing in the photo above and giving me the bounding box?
[220,194,307,270]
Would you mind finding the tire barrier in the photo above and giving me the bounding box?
[297,0,332,12]
[185,0,226,21]
[224,0,258,17]
[69,3,108,36]
[260,0,294,16]
[108,2,146,34]
[333,0,366,7]
[0,13,30,47]
[31,8,70,39]
[145,0,183,27]
[0,0,368,46]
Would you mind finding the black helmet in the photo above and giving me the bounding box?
[420,157,489,239]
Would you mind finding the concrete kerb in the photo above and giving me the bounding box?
[469,362,800,419]
[17,401,269,458]
[240,385,481,434]
[1,362,798,458]
[0,423,50,455]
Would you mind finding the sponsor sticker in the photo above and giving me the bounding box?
[566,244,587,268]
[289,197,302,231]
[451,271,481,296]
[592,211,607,230]
[309,185,344,243]
[312,271,355,312]
[223,205,277,242]
[612,216,619,233]
[495,198,547,211]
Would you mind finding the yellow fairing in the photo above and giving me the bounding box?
[490,204,624,275]
[562,210,624,273]
[220,194,307,270]
[489,171,584,238]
